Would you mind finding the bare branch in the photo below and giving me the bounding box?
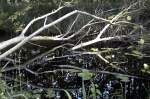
[0,9,111,60]
[0,36,67,50]
[72,36,125,50]
[20,6,64,36]
[0,10,78,60]
[0,2,139,60]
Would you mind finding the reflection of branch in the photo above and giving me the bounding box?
[1,75,80,91]
[53,65,83,70]
[20,65,148,80]
[92,70,150,80]
[25,64,82,75]
[1,44,70,72]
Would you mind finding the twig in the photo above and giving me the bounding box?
[72,35,126,50]
[1,44,71,72]
[20,6,64,36]
[62,14,80,38]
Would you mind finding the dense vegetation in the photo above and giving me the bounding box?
[0,0,150,99]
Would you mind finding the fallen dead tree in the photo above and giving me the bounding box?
[0,1,150,98]
[0,2,140,60]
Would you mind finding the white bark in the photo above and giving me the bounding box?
[72,36,124,50]
[0,4,138,60]
[0,9,111,60]
[0,36,67,50]
[20,6,65,36]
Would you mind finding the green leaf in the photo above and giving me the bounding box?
[105,55,112,59]
[63,90,72,99]
[116,74,129,82]
[90,82,96,99]
[133,26,139,29]
[96,89,102,95]
[78,70,93,80]
[90,82,102,99]
[108,15,115,20]
[90,48,98,52]
[143,63,149,70]
[138,39,144,45]
[47,89,55,98]
[82,79,87,99]
[95,84,98,88]
[127,16,132,21]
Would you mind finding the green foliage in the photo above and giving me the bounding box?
[0,0,58,33]
[126,16,132,21]
[143,63,149,70]
[141,63,150,74]
[78,69,93,80]
[46,89,55,98]
[78,70,93,99]
[0,80,7,99]
[82,78,87,99]
[138,38,145,45]
[108,15,115,20]
[116,74,129,82]
[63,90,72,99]
[8,5,32,33]
[90,82,101,99]
[0,0,150,98]
[90,48,99,52]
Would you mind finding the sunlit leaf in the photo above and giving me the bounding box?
[138,39,144,45]
[127,16,132,21]
[108,15,114,20]
[143,63,149,70]
[90,48,98,52]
